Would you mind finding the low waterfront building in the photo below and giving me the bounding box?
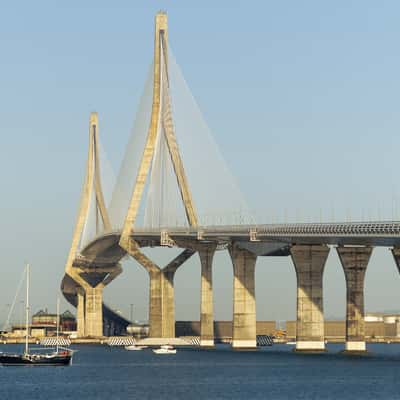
[32,309,58,326]
[365,312,385,322]
[60,310,77,332]
[9,324,55,337]
[365,312,400,324]
[8,309,77,338]
[286,318,400,339]
[175,321,276,339]
[126,324,149,338]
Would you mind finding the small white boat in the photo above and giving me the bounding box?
[125,344,148,351]
[152,345,176,354]
[286,341,296,345]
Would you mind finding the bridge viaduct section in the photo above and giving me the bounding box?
[65,224,400,352]
[61,12,400,352]
[131,239,393,352]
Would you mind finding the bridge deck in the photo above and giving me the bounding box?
[82,221,400,252]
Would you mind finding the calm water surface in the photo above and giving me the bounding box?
[1,343,400,400]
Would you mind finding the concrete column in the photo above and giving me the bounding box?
[391,247,400,274]
[110,320,115,337]
[229,245,257,349]
[395,319,400,338]
[290,245,329,351]
[76,287,85,337]
[198,244,216,347]
[148,269,175,338]
[102,317,109,337]
[337,246,372,352]
[85,286,103,337]
[391,248,400,338]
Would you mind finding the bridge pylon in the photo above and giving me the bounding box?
[119,12,200,339]
[62,112,122,337]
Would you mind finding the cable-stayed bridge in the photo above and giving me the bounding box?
[61,12,400,352]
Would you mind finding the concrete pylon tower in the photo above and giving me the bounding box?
[63,112,121,337]
[119,12,198,339]
[120,11,197,242]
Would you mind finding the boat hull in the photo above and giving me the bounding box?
[125,345,148,351]
[152,349,177,354]
[0,353,72,366]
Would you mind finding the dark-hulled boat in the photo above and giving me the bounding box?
[0,264,74,367]
[0,350,72,366]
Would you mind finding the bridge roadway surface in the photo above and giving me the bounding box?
[61,221,400,333]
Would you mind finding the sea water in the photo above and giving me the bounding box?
[0,343,400,400]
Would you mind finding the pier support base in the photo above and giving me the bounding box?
[337,246,372,353]
[68,264,122,338]
[199,244,217,348]
[148,269,175,338]
[229,245,257,350]
[127,247,195,339]
[76,288,85,337]
[85,287,103,337]
[291,245,329,352]
[391,247,400,275]
[295,341,326,351]
[345,341,366,352]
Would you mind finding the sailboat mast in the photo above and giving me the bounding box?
[25,264,30,355]
[56,298,60,353]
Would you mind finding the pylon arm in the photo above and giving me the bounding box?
[98,264,123,289]
[163,248,196,275]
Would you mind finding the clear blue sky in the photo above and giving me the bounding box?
[1,0,400,324]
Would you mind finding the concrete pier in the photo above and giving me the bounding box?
[290,244,329,351]
[391,247,400,275]
[68,264,122,338]
[132,248,195,339]
[84,287,103,337]
[337,246,372,352]
[229,245,257,349]
[391,248,400,337]
[76,288,85,337]
[148,269,175,338]
[198,244,217,347]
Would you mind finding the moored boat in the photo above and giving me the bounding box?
[0,350,72,366]
[0,264,73,367]
[152,344,176,354]
[125,344,148,351]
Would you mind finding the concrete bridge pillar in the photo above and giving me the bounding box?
[110,320,116,336]
[125,246,194,339]
[291,244,329,351]
[198,244,217,348]
[390,247,400,275]
[337,246,372,352]
[76,287,85,337]
[229,245,257,349]
[148,268,176,338]
[391,248,400,339]
[85,286,103,337]
[69,264,122,338]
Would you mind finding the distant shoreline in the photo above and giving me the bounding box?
[1,337,400,345]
